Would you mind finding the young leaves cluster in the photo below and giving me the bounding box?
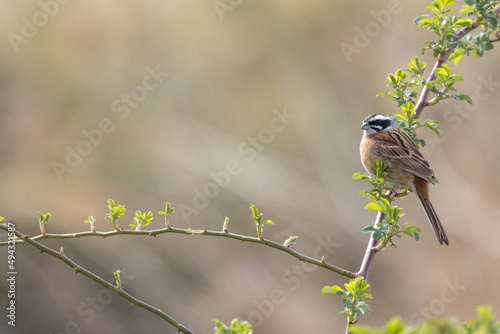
[158,202,174,229]
[353,160,395,201]
[84,216,96,232]
[283,235,298,248]
[363,198,422,251]
[378,56,468,147]
[322,277,373,325]
[378,57,427,107]
[393,102,440,148]
[415,0,500,62]
[415,0,474,58]
[114,270,122,290]
[453,0,500,62]
[38,212,51,236]
[354,161,421,250]
[250,204,275,241]
[105,199,126,231]
[427,64,472,106]
[213,318,253,334]
[129,211,154,231]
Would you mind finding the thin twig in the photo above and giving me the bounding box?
[1,225,193,334]
[0,224,356,278]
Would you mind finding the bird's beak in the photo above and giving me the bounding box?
[361,122,370,130]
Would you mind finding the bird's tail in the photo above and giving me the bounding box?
[415,180,449,246]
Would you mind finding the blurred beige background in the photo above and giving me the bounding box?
[1,1,500,333]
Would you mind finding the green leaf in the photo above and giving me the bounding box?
[365,202,382,212]
[108,199,116,210]
[359,293,374,299]
[249,204,259,218]
[436,64,451,77]
[451,19,472,28]
[476,46,484,57]
[353,173,370,181]
[322,285,343,294]
[356,302,374,316]
[407,226,422,232]
[451,94,472,104]
[423,120,441,136]
[414,15,429,25]
[362,226,378,233]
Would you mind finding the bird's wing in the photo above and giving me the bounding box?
[373,129,437,184]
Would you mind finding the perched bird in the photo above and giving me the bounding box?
[360,114,449,245]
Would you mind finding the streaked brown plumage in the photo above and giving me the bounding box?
[360,114,449,245]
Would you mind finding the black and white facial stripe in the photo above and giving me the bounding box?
[361,114,397,136]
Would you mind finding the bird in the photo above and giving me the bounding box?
[359,113,449,245]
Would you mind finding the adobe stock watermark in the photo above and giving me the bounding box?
[420,74,500,157]
[51,64,169,182]
[178,106,296,223]
[6,222,17,328]
[244,235,340,328]
[213,0,244,21]
[340,0,406,64]
[7,0,72,54]
[408,277,467,325]
[47,268,135,334]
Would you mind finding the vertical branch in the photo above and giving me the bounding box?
[356,211,385,279]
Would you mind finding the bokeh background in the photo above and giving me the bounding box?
[1,1,500,333]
